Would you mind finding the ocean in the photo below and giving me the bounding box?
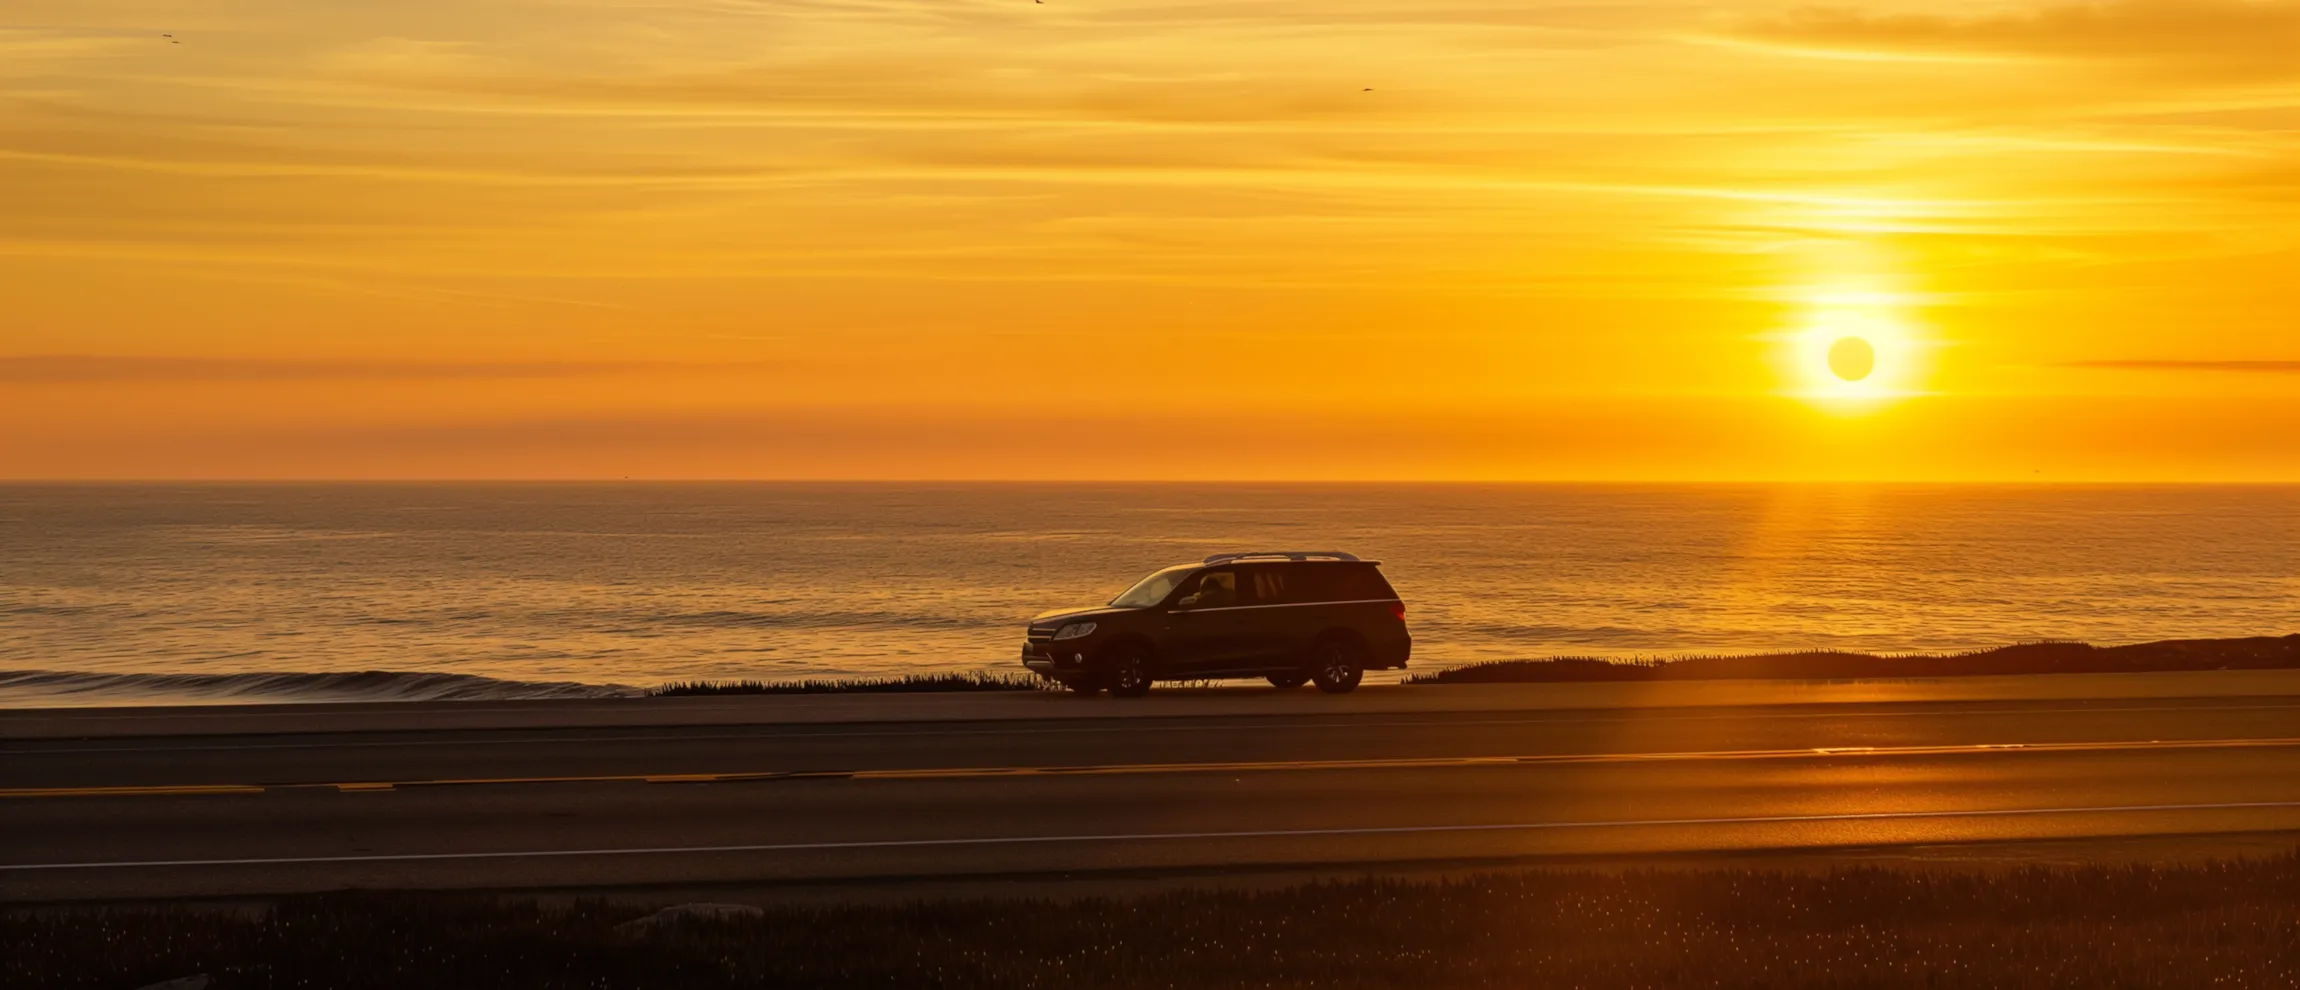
[1,484,2294,706]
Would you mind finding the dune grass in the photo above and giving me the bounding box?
[11,855,2297,989]
[1410,634,2300,685]
[652,671,1044,696]
[655,636,2300,695]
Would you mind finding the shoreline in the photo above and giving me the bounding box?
[5,634,2294,711]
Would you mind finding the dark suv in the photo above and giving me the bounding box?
[1022,551,1410,697]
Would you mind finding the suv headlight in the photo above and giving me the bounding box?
[1051,622,1097,641]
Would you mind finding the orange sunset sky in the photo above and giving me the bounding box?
[3,0,2296,480]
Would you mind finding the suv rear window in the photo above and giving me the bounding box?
[1286,562,1397,603]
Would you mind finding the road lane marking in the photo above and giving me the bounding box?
[856,755,1531,780]
[18,701,2300,755]
[8,735,2299,799]
[10,799,2300,872]
[0,784,266,798]
[852,735,2300,779]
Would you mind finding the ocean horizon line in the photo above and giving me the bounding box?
[4,478,2297,487]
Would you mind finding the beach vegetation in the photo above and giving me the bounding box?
[11,855,2297,988]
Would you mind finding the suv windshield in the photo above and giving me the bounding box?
[1109,565,1196,608]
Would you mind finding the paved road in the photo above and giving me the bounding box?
[7,683,2300,901]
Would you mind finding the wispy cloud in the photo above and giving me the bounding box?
[2064,359,2300,373]
[4,0,2298,479]
[0,355,774,383]
[1735,0,2300,77]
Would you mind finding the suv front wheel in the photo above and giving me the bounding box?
[1309,638,1365,694]
[1103,646,1154,698]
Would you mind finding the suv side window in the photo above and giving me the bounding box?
[1179,569,1239,609]
[1243,565,1289,605]
[1287,564,1342,604]
[1287,563,1395,603]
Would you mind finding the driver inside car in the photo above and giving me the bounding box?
[1194,571,1237,608]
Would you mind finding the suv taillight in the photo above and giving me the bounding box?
[1388,601,1406,619]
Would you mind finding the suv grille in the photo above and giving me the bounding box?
[1026,624,1059,646]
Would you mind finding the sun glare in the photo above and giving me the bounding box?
[1827,337,1874,381]
[1781,292,1926,406]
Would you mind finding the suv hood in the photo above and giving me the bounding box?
[1031,605,1135,624]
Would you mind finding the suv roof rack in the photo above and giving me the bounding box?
[1202,550,1363,566]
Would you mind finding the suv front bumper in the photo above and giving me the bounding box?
[1022,643,1091,679]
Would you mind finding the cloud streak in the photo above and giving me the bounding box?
[1736,0,2300,75]
[4,0,2298,479]
[0,356,777,384]
[2064,360,2300,373]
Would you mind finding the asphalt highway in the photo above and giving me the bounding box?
[6,680,2300,902]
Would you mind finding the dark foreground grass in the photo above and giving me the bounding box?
[12,855,2298,989]
[648,635,2300,695]
[1411,633,2300,685]
[652,671,1043,695]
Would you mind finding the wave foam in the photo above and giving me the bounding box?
[0,669,642,708]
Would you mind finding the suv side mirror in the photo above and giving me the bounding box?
[1173,593,1200,610]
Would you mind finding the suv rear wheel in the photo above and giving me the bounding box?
[1104,646,1154,699]
[1309,638,1365,694]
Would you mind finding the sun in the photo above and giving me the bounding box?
[1827,336,1874,381]
[1778,292,1926,404]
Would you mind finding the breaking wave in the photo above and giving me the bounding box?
[0,669,642,708]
